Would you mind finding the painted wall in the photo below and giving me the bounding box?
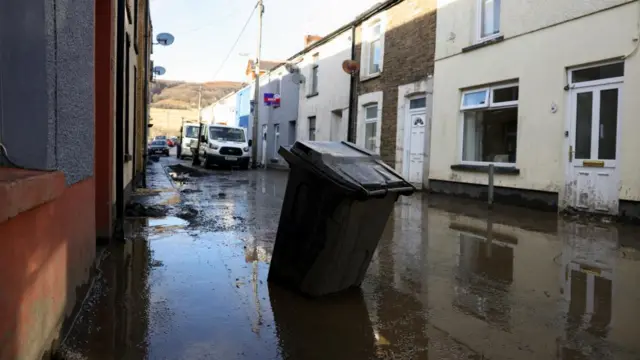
[255,67,300,167]
[0,0,95,186]
[0,175,96,360]
[430,1,640,200]
[236,85,253,134]
[212,93,238,126]
[296,30,352,142]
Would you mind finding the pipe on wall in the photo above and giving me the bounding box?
[142,0,150,188]
[114,0,125,238]
[347,24,356,143]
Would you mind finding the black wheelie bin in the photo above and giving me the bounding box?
[267,141,415,297]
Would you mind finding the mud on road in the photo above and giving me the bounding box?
[59,155,640,360]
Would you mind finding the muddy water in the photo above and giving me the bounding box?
[60,156,640,360]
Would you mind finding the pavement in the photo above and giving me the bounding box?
[59,150,640,360]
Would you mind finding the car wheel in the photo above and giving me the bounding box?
[240,162,249,170]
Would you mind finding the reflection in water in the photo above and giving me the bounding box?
[452,218,514,331]
[559,222,616,359]
[269,285,375,360]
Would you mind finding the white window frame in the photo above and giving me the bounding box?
[309,54,319,95]
[489,83,519,108]
[568,61,625,89]
[308,116,316,141]
[361,14,386,79]
[364,103,380,152]
[273,124,280,158]
[459,82,519,167]
[460,88,490,110]
[476,0,501,42]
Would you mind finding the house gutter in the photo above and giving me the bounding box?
[347,24,356,143]
[114,0,126,238]
[142,0,150,188]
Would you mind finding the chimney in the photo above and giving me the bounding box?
[304,35,323,48]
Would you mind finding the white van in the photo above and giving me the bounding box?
[198,124,252,169]
[178,124,201,159]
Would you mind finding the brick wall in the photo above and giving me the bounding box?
[353,0,437,167]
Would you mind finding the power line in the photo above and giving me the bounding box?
[211,2,259,81]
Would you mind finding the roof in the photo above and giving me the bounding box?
[245,60,282,74]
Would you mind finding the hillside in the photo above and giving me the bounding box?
[150,80,244,110]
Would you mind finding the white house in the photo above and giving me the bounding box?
[430,0,640,217]
[294,30,353,143]
[211,92,238,126]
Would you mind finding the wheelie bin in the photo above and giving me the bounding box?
[267,140,415,297]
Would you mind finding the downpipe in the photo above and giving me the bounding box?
[114,0,126,240]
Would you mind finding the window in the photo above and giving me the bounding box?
[288,121,297,144]
[310,54,319,95]
[409,97,426,109]
[362,17,385,77]
[308,117,316,141]
[570,62,624,84]
[460,83,518,164]
[478,0,501,40]
[275,73,281,95]
[273,124,280,157]
[364,104,379,152]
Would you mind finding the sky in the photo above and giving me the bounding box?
[150,0,380,83]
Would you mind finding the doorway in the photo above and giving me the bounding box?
[403,96,427,187]
[566,62,623,214]
[261,124,268,166]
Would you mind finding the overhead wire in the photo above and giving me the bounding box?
[211,1,259,81]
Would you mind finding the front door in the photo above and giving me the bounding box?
[261,125,268,166]
[404,96,427,187]
[567,83,622,214]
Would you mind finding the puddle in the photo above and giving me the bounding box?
[148,216,189,228]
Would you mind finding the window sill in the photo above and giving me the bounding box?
[0,168,65,224]
[360,72,382,83]
[451,164,520,175]
[462,35,504,53]
[306,92,319,99]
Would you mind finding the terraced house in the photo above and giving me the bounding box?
[430,0,640,218]
[0,0,154,357]
[352,0,438,189]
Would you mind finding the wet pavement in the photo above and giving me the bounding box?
[60,154,640,360]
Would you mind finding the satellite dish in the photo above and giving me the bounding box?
[290,73,305,84]
[156,33,175,46]
[285,63,299,74]
[153,66,166,76]
[342,59,360,75]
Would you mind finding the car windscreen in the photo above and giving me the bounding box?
[209,127,245,142]
[184,126,200,138]
[151,141,166,146]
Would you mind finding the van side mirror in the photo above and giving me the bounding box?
[248,139,253,147]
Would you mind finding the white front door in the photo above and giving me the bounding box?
[408,113,426,185]
[261,125,268,166]
[567,83,622,214]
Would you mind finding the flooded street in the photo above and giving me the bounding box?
[61,155,640,360]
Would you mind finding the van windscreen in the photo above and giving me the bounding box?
[209,127,245,142]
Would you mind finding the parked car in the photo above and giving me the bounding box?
[148,140,170,156]
[198,124,252,169]
[167,138,174,147]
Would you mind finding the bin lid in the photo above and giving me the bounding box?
[287,141,415,196]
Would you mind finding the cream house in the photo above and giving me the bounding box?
[430,0,640,217]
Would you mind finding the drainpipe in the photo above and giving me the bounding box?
[114,0,126,239]
[347,24,357,143]
[142,0,150,188]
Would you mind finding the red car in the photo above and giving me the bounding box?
[166,139,174,147]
